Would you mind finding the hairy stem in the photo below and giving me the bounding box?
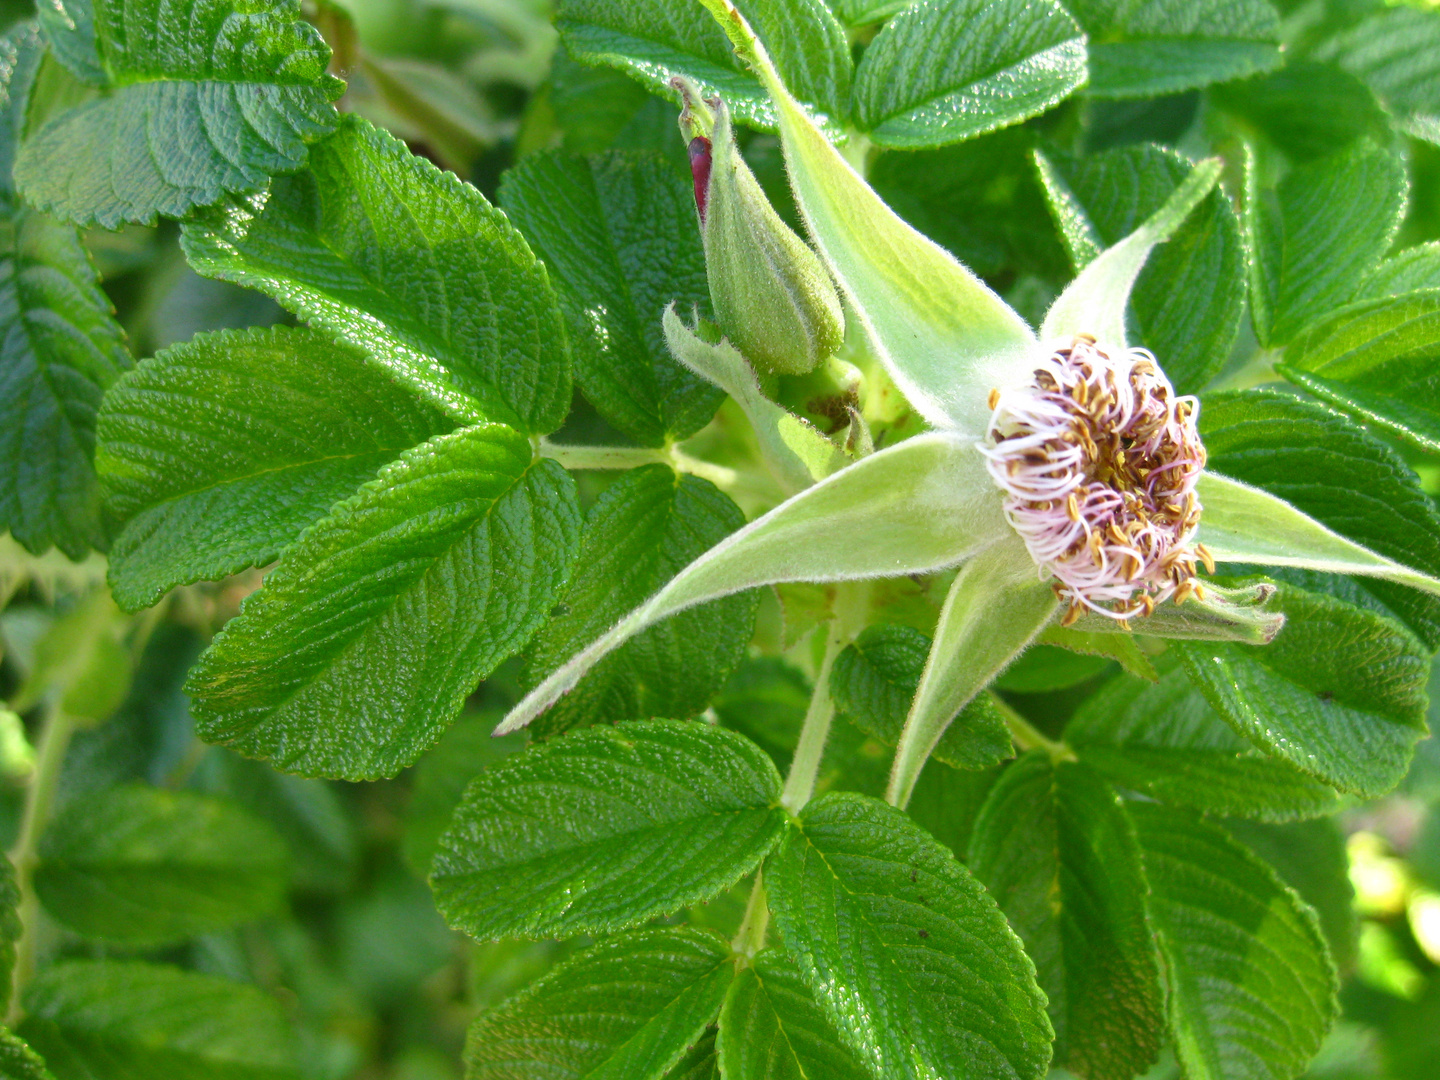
[732,871,770,960]
[992,695,1073,761]
[7,703,75,1025]
[780,622,845,814]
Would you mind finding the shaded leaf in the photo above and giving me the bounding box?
[500,151,720,446]
[1066,0,1281,98]
[1131,804,1338,1080]
[1315,4,1440,145]
[97,326,455,611]
[1209,62,1390,162]
[182,115,571,436]
[35,784,287,946]
[19,960,300,1080]
[16,0,342,227]
[1066,654,1340,821]
[766,792,1053,1080]
[1247,140,1406,347]
[432,720,785,941]
[185,425,581,780]
[525,464,755,738]
[968,753,1165,1080]
[1278,289,1440,456]
[828,623,1011,771]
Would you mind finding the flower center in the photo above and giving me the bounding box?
[982,336,1212,626]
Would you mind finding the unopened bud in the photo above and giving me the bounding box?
[674,78,843,376]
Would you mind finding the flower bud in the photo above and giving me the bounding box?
[674,79,844,377]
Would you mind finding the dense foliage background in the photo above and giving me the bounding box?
[5,0,1440,1078]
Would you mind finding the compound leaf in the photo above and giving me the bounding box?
[765,792,1052,1080]
[34,784,287,946]
[16,0,343,227]
[432,720,786,941]
[465,927,733,1080]
[500,151,721,446]
[182,115,571,436]
[185,425,580,780]
[97,326,455,611]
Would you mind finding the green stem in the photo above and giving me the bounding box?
[7,703,75,1025]
[992,695,1073,761]
[731,871,769,960]
[780,621,845,814]
[536,441,670,471]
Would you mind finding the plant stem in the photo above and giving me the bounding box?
[7,702,75,1025]
[780,621,844,814]
[731,871,769,960]
[536,441,670,471]
[992,695,1073,761]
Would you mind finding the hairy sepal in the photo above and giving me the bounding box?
[494,434,1009,734]
[1198,472,1440,596]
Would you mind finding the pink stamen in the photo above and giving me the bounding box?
[981,337,1207,624]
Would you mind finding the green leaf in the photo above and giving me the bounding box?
[1130,804,1338,1080]
[1247,140,1407,347]
[0,1030,53,1080]
[829,624,1012,770]
[500,150,720,447]
[830,1,907,27]
[96,325,455,612]
[1174,581,1429,798]
[1314,4,1440,145]
[34,784,287,946]
[1066,653,1341,821]
[1360,243,1440,299]
[1209,62,1390,163]
[36,0,102,84]
[1225,818,1358,974]
[15,0,342,227]
[1034,624,1158,683]
[765,792,1053,1080]
[968,753,1165,1080]
[181,115,571,436]
[185,425,581,780]
[717,949,870,1080]
[0,27,130,560]
[1199,388,1440,648]
[1066,0,1282,98]
[850,0,1085,149]
[555,0,851,133]
[11,589,131,721]
[1034,143,1245,393]
[465,927,733,1080]
[523,464,756,738]
[431,720,785,941]
[1277,289,1440,457]
[19,960,300,1080]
